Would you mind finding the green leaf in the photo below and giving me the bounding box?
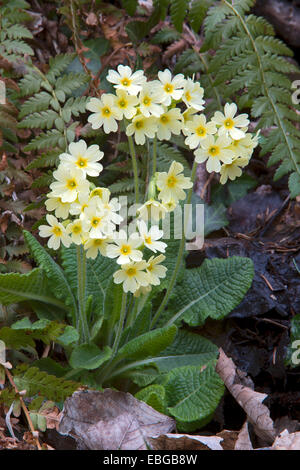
[69,344,112,370]
[57,326,80,347]
[13,364,79,402]
[60,244,115,317]
[0,326,35,349]
[168,257,254,326]
[166,362,224,431]
[23,231,77,320]
[0,268,67,310]
[122,0,138,16]
[11,319,65,345]
[170,0,189,32]
[189,0,212,32]
[153,330,218,372]
[116,325,178,362]
[135,384,166,414]
[289,172,300,199]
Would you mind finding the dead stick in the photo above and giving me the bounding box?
[5,367,42,450]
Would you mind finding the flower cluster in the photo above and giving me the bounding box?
[39,139,193,294]
[39,65,259,294]
[86,66,259,183]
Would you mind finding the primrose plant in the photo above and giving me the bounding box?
[14,66,257,430]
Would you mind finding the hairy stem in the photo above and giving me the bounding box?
[127,135,140,204]
[150,159,198,329]
[152,135,157,175]
[112,290,127,355]
[76,245,89,343]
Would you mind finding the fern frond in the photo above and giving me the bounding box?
[200,0,300,197]
[152,28,181,44]
[19,110,59,129]
[13,364,79,402]
[170,0,189,32]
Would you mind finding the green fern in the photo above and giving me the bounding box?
[13,364,79,402]
[17,54,89,173]
[174,0,300,197]
[0,0,33,63]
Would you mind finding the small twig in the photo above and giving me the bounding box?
[5,402,17,440]
[4,368,42,450]
[259,273,274,291]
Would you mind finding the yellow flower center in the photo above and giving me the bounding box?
[145,236,152,244]
[167,175,177,187]
[160,114,169,124]
[143,96,151,106]
[52,226,62,236]
[91,188,103,198]
[91,217,101,227]
[126,267,136,277]
[224,118,234,128]
[196,126,206,137]
[147,263,153,272]
[94,239,104,246]
[135,120,144,129]
[164,83,174,94]
[66,178,77,190]
[185,91,191,102]
[102,106,111,117]
[118,99,127,108]
[72,225,81,234]
[81,204,88,212]
[208,146,220,157]
[121,77,131,87]
[76,157,88,168]
[120,244,131,255]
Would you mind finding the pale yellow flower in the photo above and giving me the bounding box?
[84,237,112,259]
[137,220,167,253]
[137,199,167,222]
[66,219,86,245]
[87,94,122,133]
[45,193,71,220]
[155,69,185,106]
[182,78,205,111]
[194,135,235,173]
[50,166,90,203]
[184,114,217,149]
[126,114,157,145]
[156,108,182,141]
[39,214,71,250]
[138,83,164,117]
[113,261,149,293]
[106,229,143,265]
[220,156,250,184]
[156,161,193,204]
[212,103,249,140]
[114,89,138,119]
[146,254,167,286]
[107,65,146,96]
[59,140,104,177]
[83,197,114,238]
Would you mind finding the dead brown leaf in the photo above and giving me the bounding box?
[272,430,300,450]
[216,349,276,444]
[59,389,175,450]
[149,433,223,450]
[234,421,253,450]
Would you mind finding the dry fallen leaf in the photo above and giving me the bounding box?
[272,430,300,450]
[59,389,175,450]
[216,349,276,444]
[234,421,253,450]
[149,433,223,451]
